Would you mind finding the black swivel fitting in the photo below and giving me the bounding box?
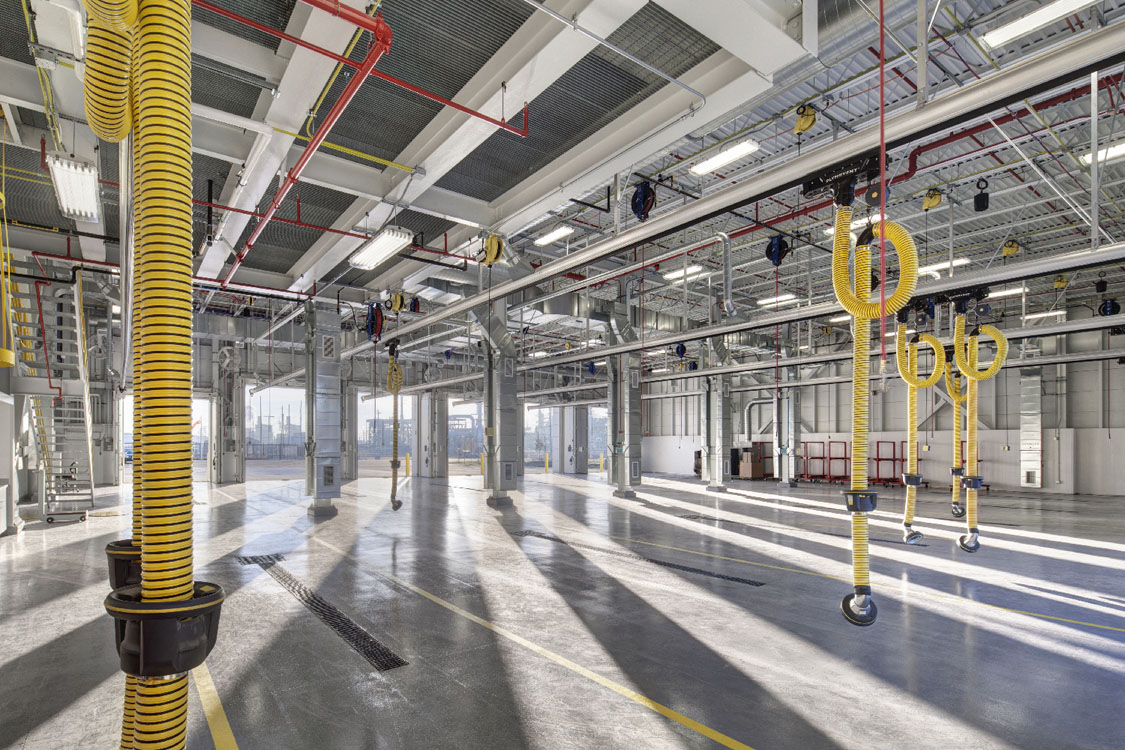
[105,582,225,678]
[834,177,856,208]
[950,467,965,477]
[844,491,877,513]
[105,540,142,589]
[960,475,984,490]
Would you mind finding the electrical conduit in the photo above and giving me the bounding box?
[895,326,944,543]
[952,315,1008,552]
[830,195,918,626]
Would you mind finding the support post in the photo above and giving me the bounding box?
[305,302,342,518]
[562,405,588,474]
[417,392,449,478]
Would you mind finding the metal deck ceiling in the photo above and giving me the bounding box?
[192,61,267,119]
[433,2,721,203]
[191,0,299,53]
[232,179,358,274]
[0,0,33,66]
[306,0,534,170]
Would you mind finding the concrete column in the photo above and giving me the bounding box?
[305,302,341,518]
[614,352,642,497]
[706,373,732,491]
[773,375,801,487]
[607,362,622,484]
[417,392,449,478]
[562,405,588,474]
[211,367,244,485]
[480,300,519,506]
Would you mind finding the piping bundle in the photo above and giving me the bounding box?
[830,192,918,627]
[895,325,945,543]
[952,315,1008,552]
[944,361,968,518]
[97,2,224,748]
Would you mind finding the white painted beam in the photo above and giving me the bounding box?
[192,19,287,85]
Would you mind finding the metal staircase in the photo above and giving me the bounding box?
[10,264,96,519]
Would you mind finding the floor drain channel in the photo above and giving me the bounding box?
[236,554,407,672]
[512,530,765,587]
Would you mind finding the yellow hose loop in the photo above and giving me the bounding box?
[83,0,138,30]
[83,20,133,142]
[851,514,870,587]
[895,325,945,388]
[953,316,1008,381]
[904,375,918,526]
[832,213,919,320]
[943,362,968,405]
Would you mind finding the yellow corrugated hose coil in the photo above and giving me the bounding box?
[82,0,138,29]
[952,315,1009,553]
[831,202,918,626]
[895,326,945,543]
[83,19,133,142]
[943,362,968,519]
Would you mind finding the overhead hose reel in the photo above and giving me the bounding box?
[952,315,1008,552]
[387,290,406,314]
[830,179,918,627]
[793,104,816,135]
[764,236,790,266]
[367,301,385,341]
[895,323,945,544]
[631,180,656,222]
[483,234,504,266]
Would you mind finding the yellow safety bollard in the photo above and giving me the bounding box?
[600,453,604,471]
[405,453,411,476]
[480,452,485,475]
[545,452,549,473]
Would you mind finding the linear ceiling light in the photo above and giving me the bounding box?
[347,226,414,270]
[988,285,1027,299]
[46,154,100,223]
[1082,141,1125,165]
[885,328,916,338]
[529,350,550,358]
[689,138,761,176]
[918,258,970,275]
[980,0,1100,49]
[829,314,852,323]
[663,264,703,281]
[757,293,798,305]
[533,225,574,246]
[1023,310,1067,321]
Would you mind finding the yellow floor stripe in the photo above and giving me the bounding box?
[192,662,238,749]
[608,535,1125,635]
[308,535,755,750]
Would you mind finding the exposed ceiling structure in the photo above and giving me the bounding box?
[3,0,1125,397]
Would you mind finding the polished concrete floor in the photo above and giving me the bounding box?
[2,472,1124,749]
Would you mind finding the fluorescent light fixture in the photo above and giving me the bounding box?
[650,366,670,374]
[348,226,414,270]
[593,360,607,366]
[918,258,970,275]
[988,285,1027,299]
[689,138,761,176]
[757,293,798,306]
[46,154,100,223]
[798,345,810,351]
[663,264,703,281]
[885,328,916,338]
[529,351,550,359]
[1082,141,1125,166]
[111,304,121,315]
[1023,310,1066,321]
[980,0,1100,49]
[823,213,885,235]
[533,225,574,246]
[829,314,851,323]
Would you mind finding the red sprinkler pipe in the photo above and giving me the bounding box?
[192,0,529,137]
[221,13,395,288]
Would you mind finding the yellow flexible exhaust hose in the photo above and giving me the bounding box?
[82,0,138,29]
[832,215,919,319]
[966,343,980,532]
[896,327,944,531]
[944,363,966,512]
[83,20,133,143]
[953,316,1009,380]
[132,0,194,747]
[849,241,870,589]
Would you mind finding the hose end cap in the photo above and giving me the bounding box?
[843,491,877,512]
